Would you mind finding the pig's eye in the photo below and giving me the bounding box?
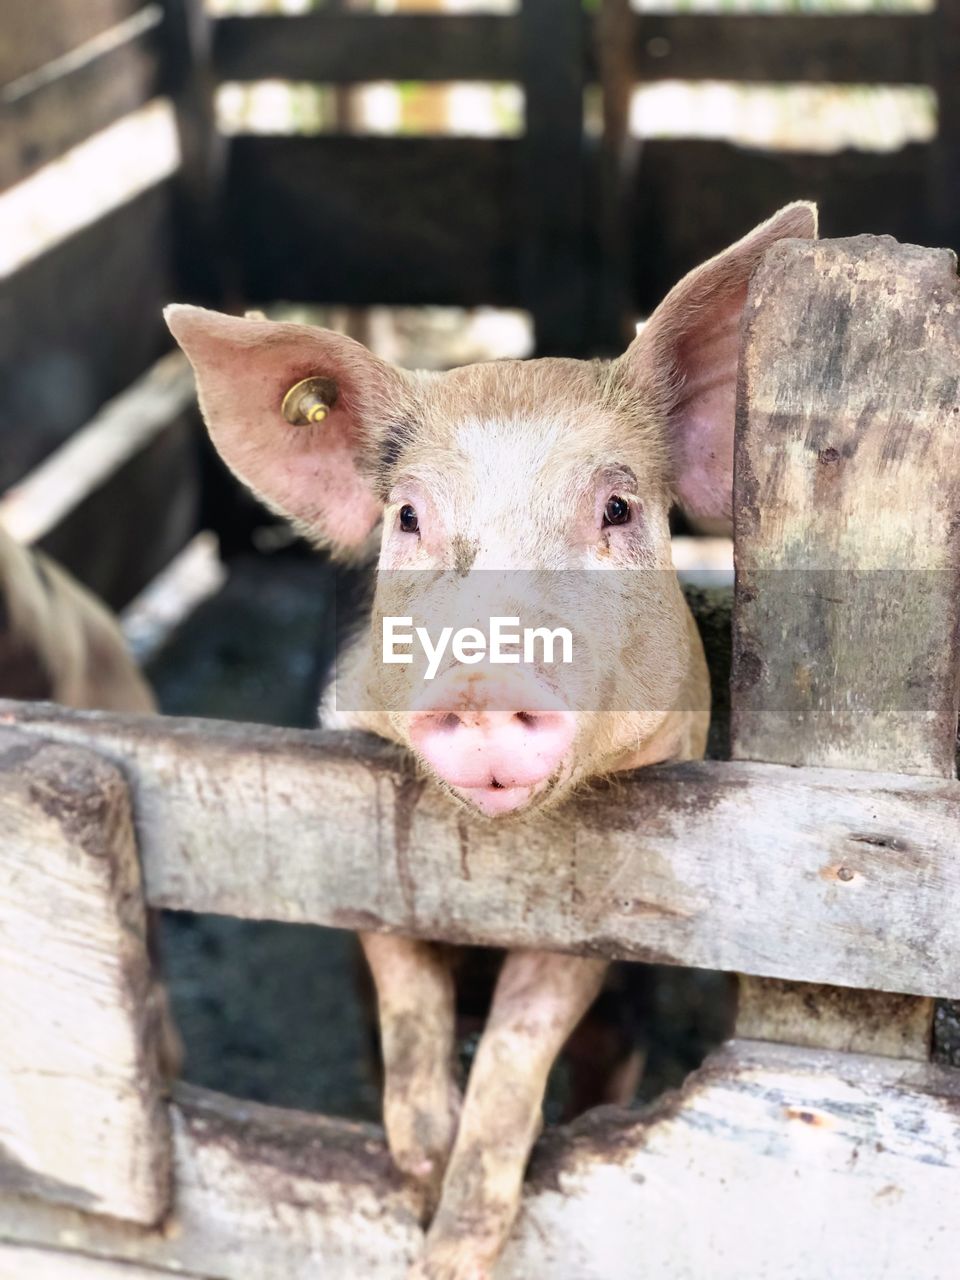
[603,495,631,527]
[399,504,420,533]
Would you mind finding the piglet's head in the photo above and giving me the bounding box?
[167,201,816,818]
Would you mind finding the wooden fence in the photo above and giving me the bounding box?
[2,0,959,561]
[0,233,958,1276]
[2,4,960,1275]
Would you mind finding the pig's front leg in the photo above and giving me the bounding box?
[409,951,607,1280]
[360,932,461,1210]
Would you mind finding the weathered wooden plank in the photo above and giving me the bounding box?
[0,1245,204,1279]
[0,8,162,191]
[214,12,519,84]
[520,0,587,355]
[630,13,930,85]
[508,1040,960,1280]
[0,1082,420,1279]
[160,0,226,303]
[210,11,929,87]
[0,729,171,1224]
[0,353,200,609]
[4,1043,960,1278]
[630,141,934,316]
[730,236,959,1047]
[732,237,960,776]
[737,978,933,1061]
[0,183,175,492]
[225,137,933,313]
[2,704,960,997]
[930,0,960,259]
[0,0,143,87]
[226,136,519,308]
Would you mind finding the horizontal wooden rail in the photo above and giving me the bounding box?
[225,136,932,312]
[628,12,930,86]
[0,0,144,88]
[2,703,959,999]
[0,353,200,609]
[227,135,520,308]
[211,11,931,87]
[631,140,934,310]
[3,1043,960,1278]
[214,12,519,85]
[0,183,175,492]
[0,7,162,191]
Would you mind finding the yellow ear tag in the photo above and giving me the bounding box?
[281,376,339,426]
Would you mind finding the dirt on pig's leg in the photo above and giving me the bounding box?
[409,951,608,1280]
[360,931,461,1214]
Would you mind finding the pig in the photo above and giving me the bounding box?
[166,202,817,1280]
[0,526,154,713]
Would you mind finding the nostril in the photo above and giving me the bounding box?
[438,712,461,732]
[514,711,537,728]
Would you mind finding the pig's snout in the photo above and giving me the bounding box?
[408,672,575,817]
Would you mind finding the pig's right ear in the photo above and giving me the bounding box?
[615,201,817,522]
[165,305,412,550]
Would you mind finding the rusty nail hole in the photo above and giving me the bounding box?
[837,866,854,882]
[786,1108,822,1126]
[818,447,841,465]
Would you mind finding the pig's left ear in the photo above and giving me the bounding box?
[165,305,414,550]
[616,201,818,521]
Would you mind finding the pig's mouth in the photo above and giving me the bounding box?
[443,769,567,819]
[452,778,540,818]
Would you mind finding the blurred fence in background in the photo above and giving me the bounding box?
[0,0,957,549]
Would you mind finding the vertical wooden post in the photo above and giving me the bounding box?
[0,730,171,1223]
[592,0,637,353]
[520,0,588,356]
[730,235,960,1055]
[160,0,226,304]
[931,0,960,257]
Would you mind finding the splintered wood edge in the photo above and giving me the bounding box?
[2,1044,960,1278]
[0,728,172,1223]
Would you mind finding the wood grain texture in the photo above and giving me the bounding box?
[0,353,200,609]
[0,1082,420,1279]
[733,236,960,776]
[3,705,960,998]
[0,9,161,190]
[0,729,171,1224]
[730,235,958,1047]
[4,1043,960,1278]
